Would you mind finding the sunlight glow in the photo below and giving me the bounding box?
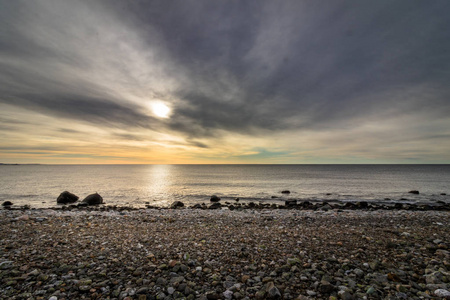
[151,102,171,118]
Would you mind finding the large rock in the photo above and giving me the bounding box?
[408,190,420,194]
[2,201,13,207]
[210,195,221,202]
[82,193,103,205]
[57,191,79,204]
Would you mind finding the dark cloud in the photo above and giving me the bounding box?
[1,93,158,130]
[1,0,450,162]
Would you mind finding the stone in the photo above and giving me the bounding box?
[281,190,291,194]
[387,272,401,282]
[338,290,353,300]
[170,201,184,209]
[318,280,335,294]
[353,268,364,277]
[223,290,233,299]
[426,271,443,284]
[287,257,301,265]
[266,281,281,299]
[169,276,184,285]
[2,201,13,206]
[285,200,297,206]
[356,201,368,209]
[209,202,221,209]
[434,289,450,298]
[210,195,221,202]
[205,291,220,299]
[57,191,79,204]
[82,193,103,205]
[136,287,149,294]
[408,190,420,194]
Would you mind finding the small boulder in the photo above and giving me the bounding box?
[170,201,184,209]
[2,201,13,207]
[210,195,221,202]
[57,191,79,204]
[408,190,420,194]
[281,190,291,194]
[82,193,103,205]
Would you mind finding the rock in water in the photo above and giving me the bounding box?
[408,190,420,194]
[170,201,185,209]
[82,193,103,205]
[2,201,13,206]
[57,191,79,204]
[281,190,291,194]
[210,195,221,202]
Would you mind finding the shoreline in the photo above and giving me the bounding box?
[2,198,450,212]
[1,208,449,299]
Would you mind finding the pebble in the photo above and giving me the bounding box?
[0,208,448,299]
[434,289,450,298]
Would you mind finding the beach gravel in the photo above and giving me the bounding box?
[0,208,449,299]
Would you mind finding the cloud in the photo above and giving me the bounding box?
[1,0,450,163]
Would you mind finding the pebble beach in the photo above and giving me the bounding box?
[1,208,449,300]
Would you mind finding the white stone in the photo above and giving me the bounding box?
[434,289,450,298]
[223,290,233,299]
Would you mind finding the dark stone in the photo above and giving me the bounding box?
[192,204,203,209]
[300,201,312,208]
[2,201,13,206]
[210,195,221,202]
[344,202,355,209]
[271,196,278,199]
[206,291,220,300]
[281,190,291,194]
[318,280,335,293]
[82,193,103,205]
[57,191,79,204]
[356,201,368,209]
[394,203,403,209]
[440,193,447,195]
[285,200,297,206]
[408,190,420,194]
[235,198,240,201]
[170,201,184,209]
[209,202,221,210]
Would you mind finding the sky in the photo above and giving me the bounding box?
[1,0,450,164]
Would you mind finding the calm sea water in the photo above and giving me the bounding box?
[0,164,449,208]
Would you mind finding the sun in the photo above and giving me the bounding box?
[151,102,171,118]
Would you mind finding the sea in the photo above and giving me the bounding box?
[0,164,449,208]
